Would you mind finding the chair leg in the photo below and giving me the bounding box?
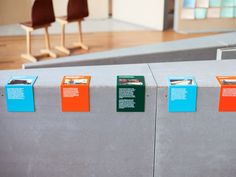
[41,26,57,58]
[74,21,88,50]
[78,21,83,43]
[27,30,31,54]
[21,29,37,62]
[55,23,70,55]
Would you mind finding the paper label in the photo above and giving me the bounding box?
[216,76,236,112]
[117,76,145,112]
[5,76,37,112]
[168,77,197,112]
[61,76,91,112]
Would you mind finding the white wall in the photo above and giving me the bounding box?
[112,0,165,30]
[0,0,31,25]
[0,0,109,25]
[88,0,109,19]
[53,0,109,19]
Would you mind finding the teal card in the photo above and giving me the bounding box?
[209,0,221,7]
[221,7,234,17]
[195,8,207,19]
[222,0,234,6]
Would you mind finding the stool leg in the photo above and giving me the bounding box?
[27,30,31,55]
[61,23,66,47]
[41,26,57,58]
[74,21,88,50]
[55,22,70,55]
[78,21,83,43]
[44,26,50,50]
[21,29,37,62]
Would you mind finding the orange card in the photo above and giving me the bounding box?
[216,76,236,112]
[61,76,91,112]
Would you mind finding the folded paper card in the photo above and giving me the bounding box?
[117,76,145,112]
[217,76,236,112]
[181,9,195,19]
[183,0,196,8]
[209,0,221,7]
[207,8,221,18]
[5,76,38,112]
[195,8,207,19]
[61,76,91,112]
[168,77,197,112]
[196,0,209,8]
[221,0,234,7]
[221,7,234,18]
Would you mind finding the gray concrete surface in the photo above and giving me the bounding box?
[0,64,157,177]
[1,60,236,177]
[150,60,236,177]
[221,50,236,60]
[23,32,236,69]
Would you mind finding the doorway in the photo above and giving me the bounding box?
[164,0,175,30]
[109,0,112,17]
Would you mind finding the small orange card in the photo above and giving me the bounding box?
[61,76,91,112]
[216,76,236,112]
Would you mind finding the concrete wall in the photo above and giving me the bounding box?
[113,0,165,30]
[1,60,236,176]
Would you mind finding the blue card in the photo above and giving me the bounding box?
[183,0,196,8]
[168,77,197,112]
[5,76,38,112]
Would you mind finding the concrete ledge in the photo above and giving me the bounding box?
[1,60,236,177]
[150,60,236,177]
[23,32,236,69]
[0,64,157,177]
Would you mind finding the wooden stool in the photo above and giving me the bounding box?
[55,0,89,55]
[20,0,57,62]
[21,23,57,62]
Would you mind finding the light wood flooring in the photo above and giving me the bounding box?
[0,30,218,70]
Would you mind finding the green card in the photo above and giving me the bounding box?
[117,76,145,112]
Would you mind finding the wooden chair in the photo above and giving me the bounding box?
[56,0,89,55]
[20,0,57,62]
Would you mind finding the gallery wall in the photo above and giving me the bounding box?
[0,0,32,25]
[53,0,109,19]
[0,0,109,25]
[112,0,166,30]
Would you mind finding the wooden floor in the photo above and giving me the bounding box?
[0,30,218,70]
